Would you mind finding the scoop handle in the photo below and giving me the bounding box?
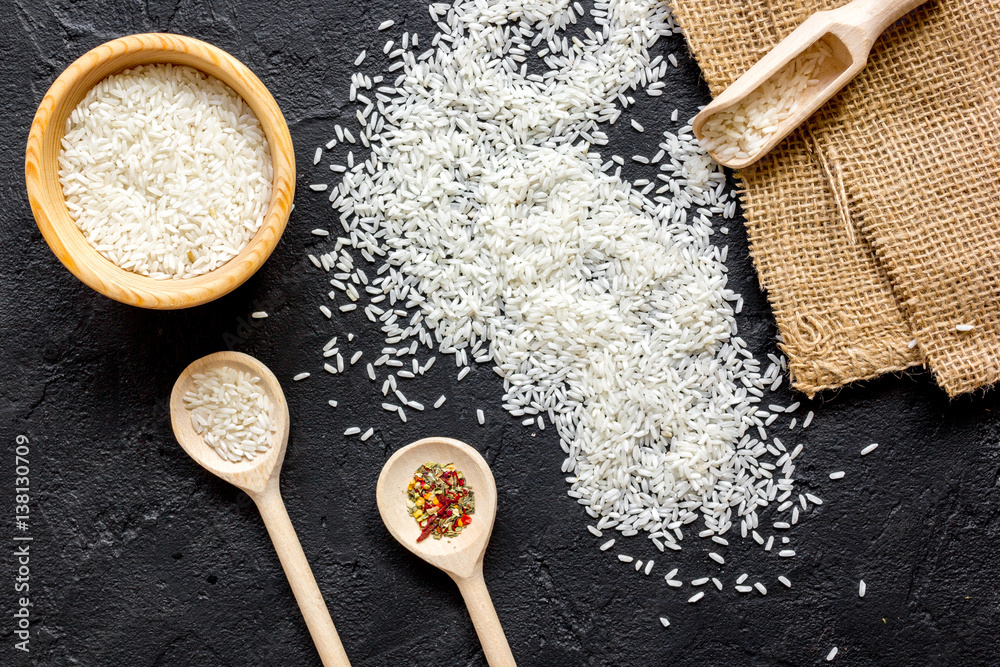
[840,0,931,38]
[253,480,352,667]
[453,563,516,667]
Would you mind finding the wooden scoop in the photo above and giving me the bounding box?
[170,351,351,667]
[376,437,515,667]
[692,0,930,169]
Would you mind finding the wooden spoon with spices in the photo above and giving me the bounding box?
[377,437,515,667]
[170,351,352,667]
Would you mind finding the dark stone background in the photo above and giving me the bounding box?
[1,1,998,665]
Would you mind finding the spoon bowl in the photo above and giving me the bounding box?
[170,351,289,493]
[170,351,351,667]
[377,437,514,666]
[376,437,497,578]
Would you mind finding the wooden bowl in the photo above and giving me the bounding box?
[24,33,295,310]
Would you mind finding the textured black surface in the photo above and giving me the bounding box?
[2,1,999,666]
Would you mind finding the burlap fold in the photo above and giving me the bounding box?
[670,0,1000,396]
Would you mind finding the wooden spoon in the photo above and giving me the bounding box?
[170,351,351,667]
[692,0,930,169]
[376,437,515,667]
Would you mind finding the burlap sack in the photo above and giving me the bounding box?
[669,0,1000,396]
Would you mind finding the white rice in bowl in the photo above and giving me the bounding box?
[58,63,273,280]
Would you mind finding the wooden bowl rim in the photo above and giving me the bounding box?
[24,32,294,310]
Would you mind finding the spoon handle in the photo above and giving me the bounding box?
[454,564,516,667]
[254,482,352,667]
[841,0,932,39]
